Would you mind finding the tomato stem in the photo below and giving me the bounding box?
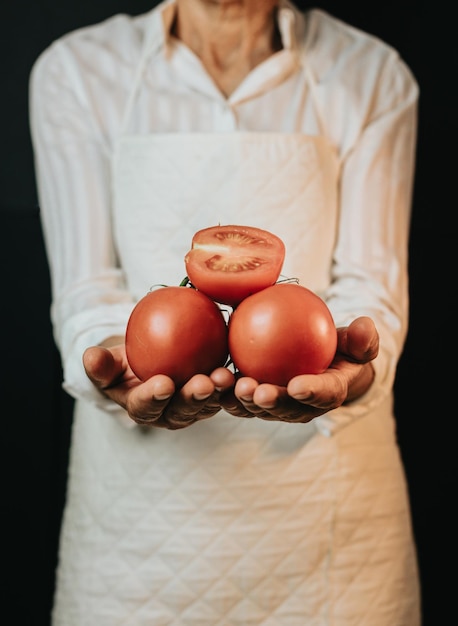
[180,276,198,289]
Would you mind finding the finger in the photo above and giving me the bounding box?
[337,316,379,363]
[131,370,233,429]
[233,377,311,420]
[231,381,321,422]
[209,366,236,387]
[233,377,270,416]
[253,384,315,421]
[163,374,218,427]
[83,346,120,388]
[219,388,254,417]
[124,375,175,425]
[287,369,350,410]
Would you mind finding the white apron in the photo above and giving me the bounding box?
[52,15,420,626]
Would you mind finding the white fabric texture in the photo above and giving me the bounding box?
[29,1,421,624]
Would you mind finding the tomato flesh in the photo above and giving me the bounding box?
[228,283,337,386]
[125,286,229,387]
[184,224,285,307]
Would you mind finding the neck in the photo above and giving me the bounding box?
[173,0,282,96]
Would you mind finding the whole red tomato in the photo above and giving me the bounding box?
[228,283,337,386]
[184,224,285,307]
[125,286,229,387]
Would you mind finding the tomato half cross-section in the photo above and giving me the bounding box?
[184,224,286,307]
[228,283,337,386]
[125,286,229,388]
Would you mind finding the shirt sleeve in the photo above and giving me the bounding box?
[29,39,135,414]
[315,49,419,436]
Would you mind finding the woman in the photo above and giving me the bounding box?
[30,0,421,623]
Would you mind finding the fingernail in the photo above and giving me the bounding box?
[154,393,171,401]
[291,393,311,401]
[193,392,211,401]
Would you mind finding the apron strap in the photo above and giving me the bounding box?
[300,45,327,137]
[280,3,328,137]
[120,10,164,134]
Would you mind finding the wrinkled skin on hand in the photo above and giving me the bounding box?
[83,316,378,429]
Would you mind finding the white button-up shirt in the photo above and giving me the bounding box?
[29,0,418,427]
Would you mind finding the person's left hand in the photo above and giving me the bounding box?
[220,316,379,423]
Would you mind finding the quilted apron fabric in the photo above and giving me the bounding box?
[51,24,420,626]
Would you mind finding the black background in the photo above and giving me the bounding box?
[2,2,454,625]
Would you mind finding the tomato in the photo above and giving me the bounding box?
[227,283,337,386]
[125,286,229,387]
[184,224,286,307]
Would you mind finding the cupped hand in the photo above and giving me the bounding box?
[220,316,379,423]
[83,343,236,429]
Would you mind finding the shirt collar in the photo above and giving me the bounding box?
[159,0,300,53]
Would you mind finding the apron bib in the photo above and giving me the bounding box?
[113,132,339,300]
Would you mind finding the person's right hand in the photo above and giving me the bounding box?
[82,341,236,429]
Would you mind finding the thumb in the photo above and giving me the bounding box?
[338,316,379,363]
[83,346,121,389]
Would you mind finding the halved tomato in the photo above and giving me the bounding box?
[184,224,285,307]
